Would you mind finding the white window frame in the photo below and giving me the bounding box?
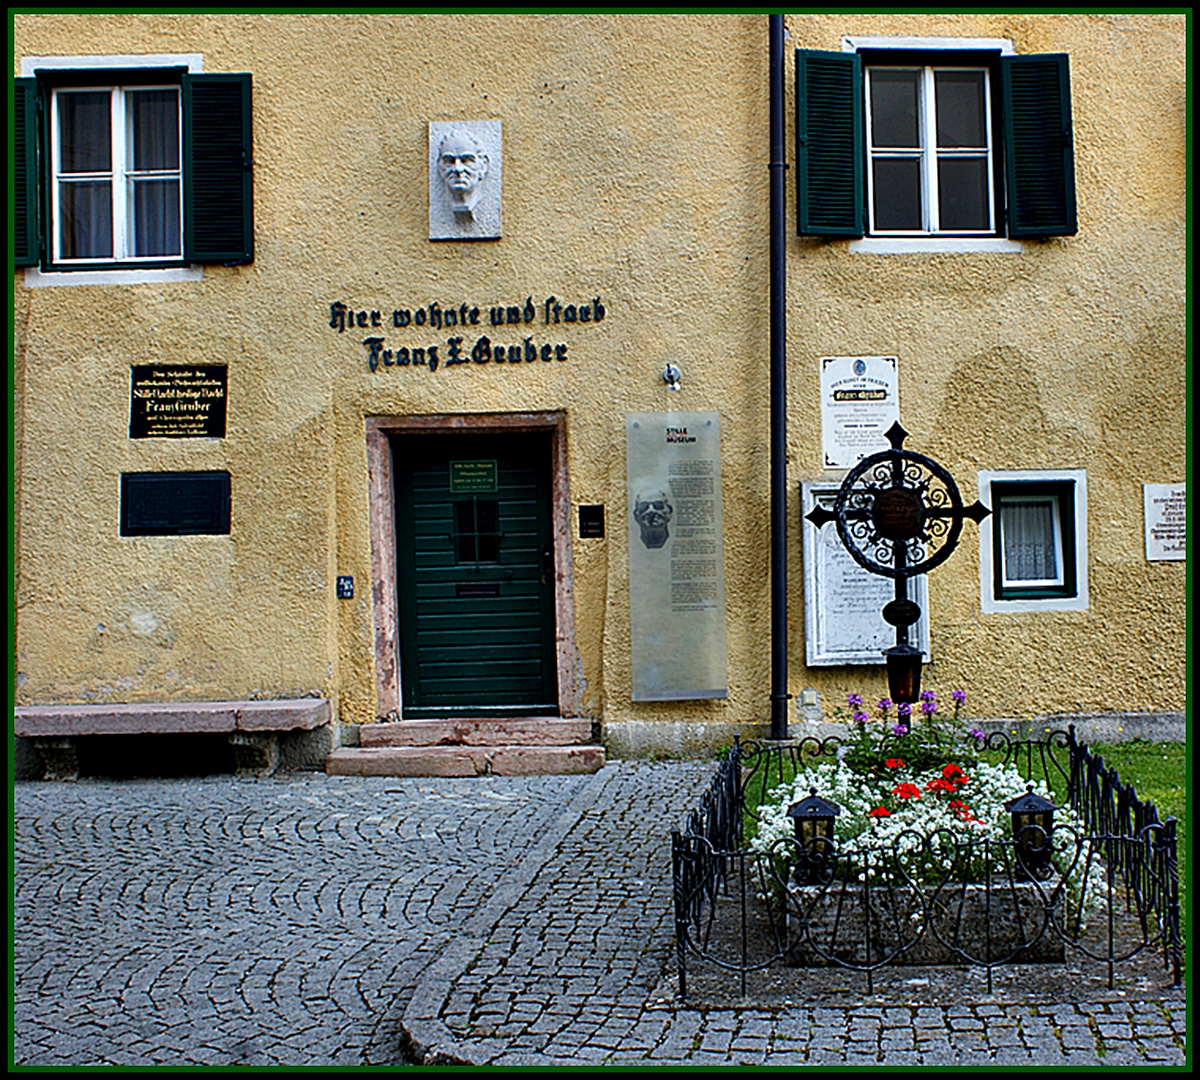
[865,65,996,237]
[21,54,204,287]
[978,469,1089,613]
[50,83,184,266]
[996,494,1066,590]
[844,36,1022,254]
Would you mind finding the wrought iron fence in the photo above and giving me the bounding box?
[671,727,1182,999]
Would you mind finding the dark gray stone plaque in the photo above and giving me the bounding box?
[120,471,231,536]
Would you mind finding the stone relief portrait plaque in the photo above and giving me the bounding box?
[429,120,502,241]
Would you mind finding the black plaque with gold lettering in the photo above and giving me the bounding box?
[130,365,227,439]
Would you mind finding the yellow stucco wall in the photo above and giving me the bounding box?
[12,13,1186,741]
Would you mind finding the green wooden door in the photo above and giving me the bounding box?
[393,432,558,719]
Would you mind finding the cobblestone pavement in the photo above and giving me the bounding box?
[13,762,1188,1067]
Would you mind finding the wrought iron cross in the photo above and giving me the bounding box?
[805,421,990,701]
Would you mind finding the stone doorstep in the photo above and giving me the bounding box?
[325,744,606,777]
[14,698,331,737]
[360,717,594,748]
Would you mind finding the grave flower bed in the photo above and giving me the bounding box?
[671,689,1182,999]
[745,691,1098,968]
[749,692,1094,898]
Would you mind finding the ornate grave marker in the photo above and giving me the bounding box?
[805,422,989,701]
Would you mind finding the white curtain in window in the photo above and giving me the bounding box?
[128,90,181,257]
[1002,499,1058,582]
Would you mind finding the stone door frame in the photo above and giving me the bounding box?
[366,412,578,719]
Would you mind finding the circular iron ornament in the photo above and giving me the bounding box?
[834,444,967,579]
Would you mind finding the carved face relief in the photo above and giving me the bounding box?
[633,490,673,549]
[437,131,489,214]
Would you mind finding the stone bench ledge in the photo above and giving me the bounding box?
[15,699,331,738]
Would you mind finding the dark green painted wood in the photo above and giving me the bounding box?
[394,432,558,718]
[795,49,864,238]
[183,73,254,263]
[1002,54,1077,238]
[14,79,40,267]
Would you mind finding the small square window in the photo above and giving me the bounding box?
[979,471,1088,613]
[454,498,501,564]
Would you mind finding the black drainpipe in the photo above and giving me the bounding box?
[768,14,789,741]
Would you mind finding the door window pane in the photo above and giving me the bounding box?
[455,499,501,563]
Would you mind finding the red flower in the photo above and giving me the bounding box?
[941,763,969,788]
[869,806,891,818]
[892,783,922,800]
[925,777,956,794]
[949,799,982,823]
[885,758,905,769]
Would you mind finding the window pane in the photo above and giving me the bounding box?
[1001,499,1060,583]
[937,157,990,230]
[870,70,920,148]
[131,179,182,256]
[476,500,500,563]
[128,89,180,171]
[455,501,477,563]
[935,70,987,148]
[872,158,922,230]
[59,180,113,258]
[58,91,111,173]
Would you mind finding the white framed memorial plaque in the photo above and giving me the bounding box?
[820,356,900,470]
[1144,483,1185,561]
[801,481,930,666]
[626,412,728,701]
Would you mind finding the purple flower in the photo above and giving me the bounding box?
[920,690,936,702]
[847,693,863,708]
[892,724,910,736]
[876,698,893,712]
[952,689,967,704]
[853,711,869,725]
[920,700,937,715]
[897,702,912,718]
[968,727,985,740]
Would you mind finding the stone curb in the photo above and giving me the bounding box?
[398,765,618,1066]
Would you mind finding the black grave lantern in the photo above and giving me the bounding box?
[787,788,840,885]
[1004,783,1058,880]
[885,643,923,706]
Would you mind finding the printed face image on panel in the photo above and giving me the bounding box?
[392,432,558,718]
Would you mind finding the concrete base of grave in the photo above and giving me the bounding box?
[786,877,1065,967]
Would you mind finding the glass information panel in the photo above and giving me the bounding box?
[626,412,728,701]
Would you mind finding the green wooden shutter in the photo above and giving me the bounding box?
[183,73,254,263]
[795,49,864,238]
[1002,54,1077,238]
[14,78,41,267]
